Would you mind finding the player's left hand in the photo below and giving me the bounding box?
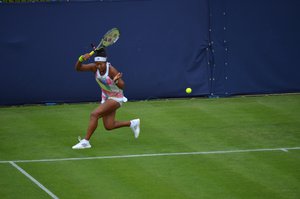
[113,72,122,81]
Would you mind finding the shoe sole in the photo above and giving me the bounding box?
[72,145,91,149]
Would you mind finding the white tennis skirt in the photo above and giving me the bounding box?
[101,96,128,106]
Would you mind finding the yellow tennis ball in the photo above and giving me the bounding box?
[186,88,192,94]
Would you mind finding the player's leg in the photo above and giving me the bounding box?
[102,99,140,138]
[72,100,119,149]
[72,99,141,149]
[85,99,120,140]
[103,109,140,138]
[102,110,130,130]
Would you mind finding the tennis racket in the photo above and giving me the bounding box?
[89,28,120,56]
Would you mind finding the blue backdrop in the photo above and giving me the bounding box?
[0,0,299,105]
[210,0,300,96]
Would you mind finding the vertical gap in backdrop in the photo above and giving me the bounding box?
[207,0,215,97]
[208,0,228,97]
[223,0,229,96]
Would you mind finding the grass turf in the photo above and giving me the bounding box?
[0,94,299,198]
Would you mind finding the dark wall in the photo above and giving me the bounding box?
[210,0,300,96]
[0,0,210,105]
[0,0,299,105]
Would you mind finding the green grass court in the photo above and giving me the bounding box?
[0,94,299,199]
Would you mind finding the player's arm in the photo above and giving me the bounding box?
[75,53,97,72]
[110,65,125,89]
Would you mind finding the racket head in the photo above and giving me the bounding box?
[97,28,120,49]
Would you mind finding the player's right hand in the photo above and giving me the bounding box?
[82,53,91,61]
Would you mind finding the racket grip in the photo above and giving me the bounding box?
[78,56,84,62]
[89,51,95,56]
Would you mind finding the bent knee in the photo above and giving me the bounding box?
[104,124,114,131]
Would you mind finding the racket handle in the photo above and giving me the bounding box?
[89,51,95,56]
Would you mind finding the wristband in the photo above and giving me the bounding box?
[114,79,119,84]
[78,55,84,62]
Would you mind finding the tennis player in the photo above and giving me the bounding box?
[72,48,140,149]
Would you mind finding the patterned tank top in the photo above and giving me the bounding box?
[95,62,126,102]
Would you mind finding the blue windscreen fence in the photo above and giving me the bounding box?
[0,0,299,105]
[209,0,300,96]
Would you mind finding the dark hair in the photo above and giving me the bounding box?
[95,48,107,57]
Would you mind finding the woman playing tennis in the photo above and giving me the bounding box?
[72,48,140,149]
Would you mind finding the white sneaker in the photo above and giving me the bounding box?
[72,137,91,149]
[130,119,140,139]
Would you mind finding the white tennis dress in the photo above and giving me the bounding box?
[95,62,128,105]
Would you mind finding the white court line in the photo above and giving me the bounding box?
[9,161,59,199]
[281,148,289,152]
[0,146,299,164]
